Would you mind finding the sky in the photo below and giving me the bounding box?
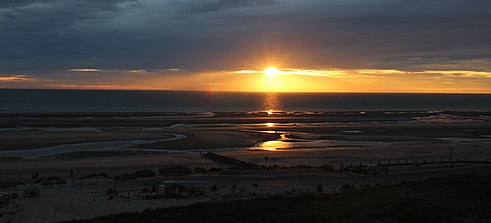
[1,0,491,92]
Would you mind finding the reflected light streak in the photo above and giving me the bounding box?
[255,134,292,151]
[262,93,281,111]
[257,140,292,151]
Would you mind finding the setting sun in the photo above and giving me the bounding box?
[264,67,280,77]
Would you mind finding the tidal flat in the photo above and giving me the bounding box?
[1,111,491,222]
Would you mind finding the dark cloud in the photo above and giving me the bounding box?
[0,0,491,77]
[176,0,274,13]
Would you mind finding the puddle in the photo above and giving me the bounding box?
[251,134,388,151]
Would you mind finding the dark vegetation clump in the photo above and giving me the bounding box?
[209,167,223,172]
[288,165,315,169]
[114,169,155,181]
[106,188,114,195]
[202,152,258,169]
[193,167,209,174]
[210,185,217,192]
[158,166,193,176]
[134,169,155,178]
[318,164,335,171]
[41,176,66,185]
[65,174,491,223]
[79,173,112,179]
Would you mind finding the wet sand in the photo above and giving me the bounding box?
[1,111,491,222]
[0,111,490,181]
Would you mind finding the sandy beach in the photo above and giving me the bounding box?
[1,111,490,178]
[1,111,491,222]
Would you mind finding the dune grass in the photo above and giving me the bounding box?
[66,174,491,223]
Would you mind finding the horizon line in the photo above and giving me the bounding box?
[1,87,491,95]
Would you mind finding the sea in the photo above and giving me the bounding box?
[1,89,490,112]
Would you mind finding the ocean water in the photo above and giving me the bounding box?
[0,89,490,112]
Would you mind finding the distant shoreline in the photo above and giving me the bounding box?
[1,87,491,94]
[1,110,491,117]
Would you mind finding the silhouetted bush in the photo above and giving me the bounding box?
[79,173,111,179]
[193,167,209,174]
[113,169,155,181]
[158,166,193,176]
[210,185,217,192]
[341,184,356,192]
[318,164,335,171]
[41,176,66,185]
[106,188,114,195]
[134,169,155,178]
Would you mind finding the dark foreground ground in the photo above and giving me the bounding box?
[66,174,491,223]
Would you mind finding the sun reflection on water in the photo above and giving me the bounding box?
[254,134,292,151]
[257,140,292,151]
[262,93,281,114]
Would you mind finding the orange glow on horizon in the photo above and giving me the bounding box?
[5,67,491,93]
[228,68,491,93]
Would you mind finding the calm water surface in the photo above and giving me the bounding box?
[1,89,490,112]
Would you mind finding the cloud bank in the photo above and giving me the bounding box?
[1,0,491,91]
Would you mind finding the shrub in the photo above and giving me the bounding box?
[193,167,208,174]
[158,166,193,176]
[211,185,217,192]
[106,188,114,195]
[79,173,111,179]
[134,169,155,178]
[318,164,335,171]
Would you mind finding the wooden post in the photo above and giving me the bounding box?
[449,146,454,168]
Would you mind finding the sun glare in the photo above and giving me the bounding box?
[264,67,280,77]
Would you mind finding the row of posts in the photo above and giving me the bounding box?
[342,157,488,169]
